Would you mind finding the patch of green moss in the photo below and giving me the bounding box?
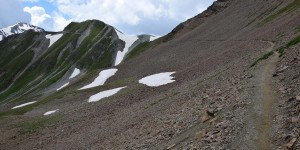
[260,0,300,25]
[287,35,300,48]
[246,3,282,27]
[164,23,184,42]
[296,27,300,32]
[0,89,66,118]
[276,47,286,57]
[250,51,274,67]
[144,92,181,110]
[19,116,60,134]
[125,42,152,61]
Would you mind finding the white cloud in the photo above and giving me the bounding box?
[51,0,209,25]
[19,0,215,34]
[23,6,71,31]
[52,12,72,31]
[24,6,51,26]
[45,0,215,34]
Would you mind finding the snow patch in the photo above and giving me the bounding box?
[44,109,58,116]
[114,29,138,65]
[46,33,63,48]
[79,68,118,90]
[139,72,176,87]
[150,35,160,41]
[88,87,127,102]
[57,82,69,91]
[0,23,43,41]
[12,101,37,109]
[69,68,80,79]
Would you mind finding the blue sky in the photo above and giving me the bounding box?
[1,0,215,35]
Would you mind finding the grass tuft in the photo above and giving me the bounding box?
[250,51,274,67]
[260,0,300,25]
[19,116,60,134]
[125,42,152,61]
[287,35,300,48]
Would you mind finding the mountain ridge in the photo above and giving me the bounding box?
[0,19,155,106]
[0,22,44,41]
[0,0,300,149]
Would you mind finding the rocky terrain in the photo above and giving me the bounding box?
[0,0,299,149]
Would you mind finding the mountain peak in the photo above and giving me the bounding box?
[0,22,44,41]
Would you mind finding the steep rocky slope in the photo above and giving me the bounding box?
[0,0,300,149]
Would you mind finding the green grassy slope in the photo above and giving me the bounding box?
[0,20,119,104]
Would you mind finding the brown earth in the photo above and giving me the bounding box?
[0,0,300,149]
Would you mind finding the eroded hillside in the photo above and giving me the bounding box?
[0,0,299,149]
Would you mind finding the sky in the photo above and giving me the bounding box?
[0,0,215,35]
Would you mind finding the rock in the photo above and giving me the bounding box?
[280,87,287,94]
[166,144,175,150]
[195,131,205,140]
[283,133,296,140]
[247,74,253,79]
[209,117,218,123]
[291,117,299,123]
[279,75,285,81]
[202,109,215,123]
[208,108,216,114]
[276,66,288,73]
[286,138,297,149]
[296,96,300,101]
[290,57,298,63]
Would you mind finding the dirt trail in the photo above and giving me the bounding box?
[234,41,278,150]
[255,41,278,150]
[148,41,278,150]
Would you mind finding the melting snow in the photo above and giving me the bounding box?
[44,109,58,116]
[79,68,118,90]
[0,23,43,41]
[57,82,70,91]
[88,86,127,102]
[12,101,37,109]
[114,29,138,66]
[46,33,63,48]
[69,68,80,79]
[150,35,160,41]
[139,72,176,87]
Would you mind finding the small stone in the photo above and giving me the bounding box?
[166,144,175,150]
[195,131,205,140]
[209,117,218,123]
[286,138,297,149]
[279,76,285,81]
[208,108,215,114]
[280,87,287,93]
[291,117,299,123]
[277,66,288,73]
[296,96,300,101]
[290,57,297,63]
[283,133,296,140]
[202,109,215,123]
